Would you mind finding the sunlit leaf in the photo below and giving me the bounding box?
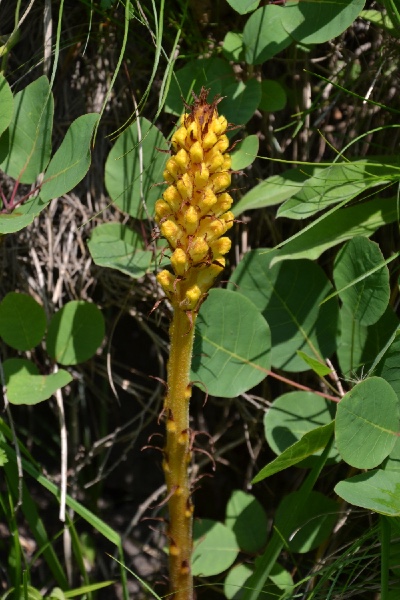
[230,135,259,171]
[191,289,271,398]
[278,158,400,220]
[333,236,390,326]
[0,76,53,183]
[164,58,235,116]
[0,73,13,137]
[228,249,339,371]
[105,117,168,218]
[335,470,400,516]
[219,79,261,127]
[281,0,366,44]
[264,391,337,466]
[40,113,99,202]
[273,195,399,262]
[4,359,72,405]
[243,6,291,65]
[192,519,239,576]
[335,377,399,469]
[88,223,160,278]
[232,166,322,216]
[253,422,334,482]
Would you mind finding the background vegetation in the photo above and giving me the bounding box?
[0,1,399,599]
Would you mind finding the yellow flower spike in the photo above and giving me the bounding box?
[172,126,188,150]
[189,141,204,163]
[177,173,193,200]
[171,248,189,276]
[214,135,229,153]
[203,130,218,150]
[213,115,228,135]
[160,220,181,246]
[208,152,225,173]
[155,88,234,600]
[163,185,182,211]
[184,284,202,309]
[196,260,225,293]
[187,120,199,140]
[198,188,217,213]
[175,148,189,170]
[184,205,199,235]
[211,171,231,193]
[210,236,232,257]
[194,164,209,188]
[188,237,209,263]
[221,210,235,226]
[214,192,234,216]
[165,157,180,180]
[222,155,232,170]
[155,199,172,221]
[157,269,175,294]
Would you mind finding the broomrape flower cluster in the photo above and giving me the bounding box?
[155,88,234,311]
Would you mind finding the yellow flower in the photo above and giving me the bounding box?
[156,88,233,311]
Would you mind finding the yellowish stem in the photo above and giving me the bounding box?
[163,306,196,600]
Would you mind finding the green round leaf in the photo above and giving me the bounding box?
[336,377,399,469]
[0,194,47,234]
[225,490,268,553]
[191,289,271,398]
[280,0,366,45]
[382,436,400,472]
[46,301,105,365]
[192,519,239,577]
[219,79,261,128]
[264,391,337,465]
[105,117,168,218]
[333,236,390,326]
[0,76,53,183]
[222,32,245,61]
[0,292,46,350]
[224,564,253,600]
[243,6,292,65]
[259,80,287,112]
[226,0,259,15]
[224,562,293,600]
[0,73,13,137]
[228,249,339,371]
[164,58,235,116]
[231,135,259,171]
[88,223,159,278]
[4,358,72,405]
[275,491,338,553]
[335,470,400,517]
[40,113,99,203]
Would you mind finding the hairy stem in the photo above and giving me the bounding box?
[163,307,196,600]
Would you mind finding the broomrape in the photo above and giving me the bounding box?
[155,88,234,600]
